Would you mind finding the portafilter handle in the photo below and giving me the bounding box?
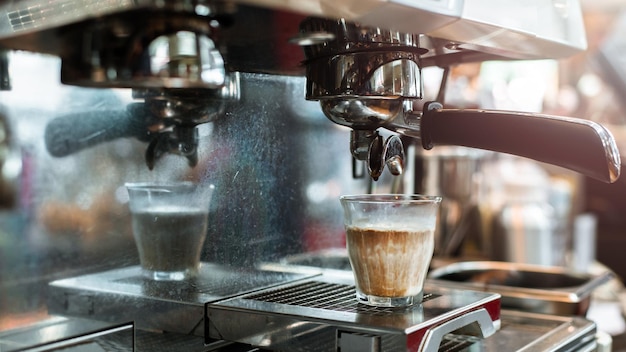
[413,101,621,183]
[44,103,151,158]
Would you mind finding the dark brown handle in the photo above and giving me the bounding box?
[420,102,621,183]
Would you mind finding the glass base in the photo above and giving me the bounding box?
[356,290,424,308]
[142,268,198,281]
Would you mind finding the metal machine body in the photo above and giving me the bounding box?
[0,0,618,351]
[35,262,602,352]
[206,273,501,352]
[0,0,617,181]
[46,263,316,337]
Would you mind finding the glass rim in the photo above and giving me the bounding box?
[340,194,442,204]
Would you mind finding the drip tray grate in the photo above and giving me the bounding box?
[208,277,503,351]
[244,281,438,315]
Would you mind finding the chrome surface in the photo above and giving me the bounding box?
[302,17,424,100]
[139,73,240,169]
[261,258,602,351]
[382,135,404,176]
[0,316,239,351]
[476,310,597,352]
[320,98,405,129]
[47,263,316,336]
[147,31,226,88]
[0,317,133,352]
[55,4,232,89]
[299,16,620,183]
[207,273,501,352]
[302,17,424,180]
[137,74,240,126]
[349,131,406,181]
[412,146,486,256]
[0,1,589,88]
[0,0,586,61]
[60,23,227,89]
[0,0,611,182]
[420,308,497,351]
[429,261,614,316]
[298,17,423,58]
[278,252,614,316]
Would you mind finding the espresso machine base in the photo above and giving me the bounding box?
[41,265,602,351]
[207,274,502,352]
[206,273,600,352]
[47,263,316,337]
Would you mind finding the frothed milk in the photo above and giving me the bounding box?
[346,226,434,298]
[340,194,441,307]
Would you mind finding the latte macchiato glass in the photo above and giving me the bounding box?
[340,194,442,308]
[126,182,213,281]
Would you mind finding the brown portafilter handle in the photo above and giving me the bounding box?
[420,102,621,183]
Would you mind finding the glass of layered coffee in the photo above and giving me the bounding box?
[126,182,213,281]
[340,194,442,308]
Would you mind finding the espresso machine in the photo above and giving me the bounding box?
[0,0,620,351]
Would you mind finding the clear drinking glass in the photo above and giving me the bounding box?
[126,182,213,281]
[340,194,442,308]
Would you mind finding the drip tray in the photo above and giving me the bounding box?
[47,263,317,336]
[207,274,502,352]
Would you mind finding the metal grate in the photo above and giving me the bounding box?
[245,281,438,315]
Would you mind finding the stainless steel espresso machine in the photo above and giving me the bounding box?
[0,1,621,351]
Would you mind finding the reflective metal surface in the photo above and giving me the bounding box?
[0,0,587,62]
[299,18,620,182]
[412,146,486,256]
[0,317,133,352]
[48,263,316,336]
[0,56,362,347]
[302,18,424,100]
[429,261,614,316]
[474,310,598,352]
[207,273,501,352]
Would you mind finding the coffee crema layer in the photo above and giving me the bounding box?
[346,227,434,297]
